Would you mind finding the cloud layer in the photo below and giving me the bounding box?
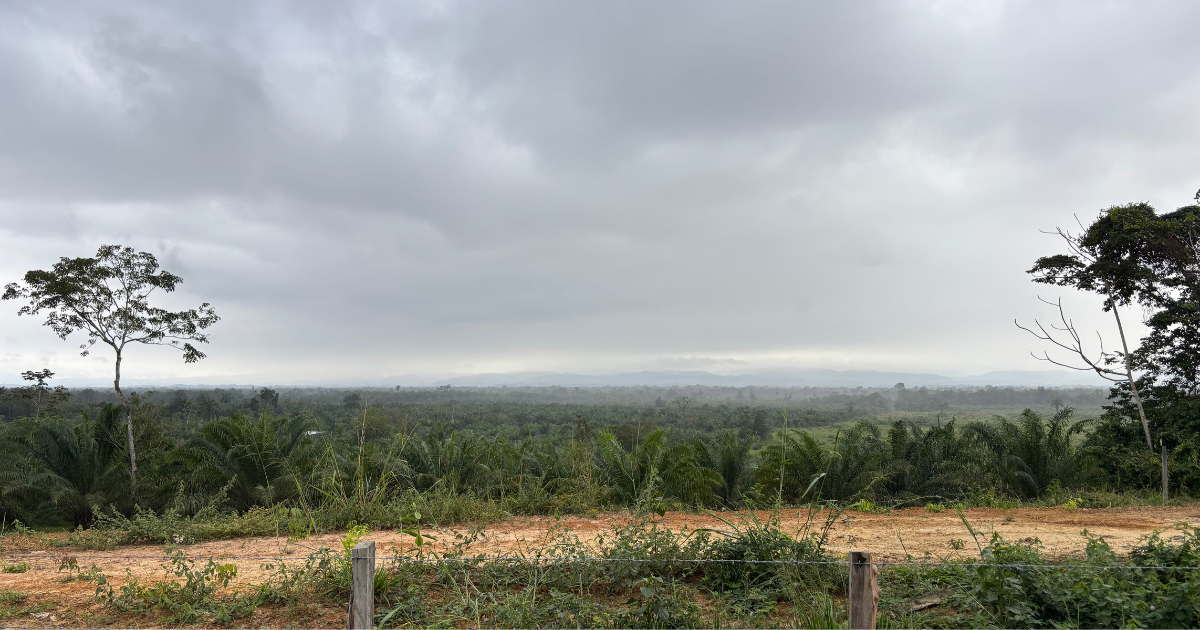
[2,1,1198,384]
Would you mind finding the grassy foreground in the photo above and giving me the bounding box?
[5,504,1200,629]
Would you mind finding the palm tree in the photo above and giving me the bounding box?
[692,431,752,507]
[0,405,130,525]
[884,420,979,501]
[401,424,494,495]
[178,412,317,511]
[755,429,828,503]
[756,422,893,503]
[822,422,891,501]
[966,408,1089,498]
[597,429,720,506]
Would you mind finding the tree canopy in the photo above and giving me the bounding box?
[3,244,218,495]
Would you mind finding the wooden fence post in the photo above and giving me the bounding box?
[849,550,879,630]
[347,541,375,630]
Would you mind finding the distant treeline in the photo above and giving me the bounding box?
[0,384,1110,434]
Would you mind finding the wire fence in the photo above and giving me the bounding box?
[5,551,1200,571]
[8,546,1200,630]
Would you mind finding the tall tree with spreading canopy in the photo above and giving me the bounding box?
[2,245,218,495]
[1020,204,1161,448]
[1132,198,1200,396]
[1021,192,1200,451]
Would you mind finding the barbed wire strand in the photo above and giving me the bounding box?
[7,552,1200,571]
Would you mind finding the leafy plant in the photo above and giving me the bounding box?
[616,576,702,629]
[94,550,254,625]
[848,499,886,513]
[973,526,1200,628]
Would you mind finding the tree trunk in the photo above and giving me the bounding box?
[1111,304,1153,449]
[114,350,138,497]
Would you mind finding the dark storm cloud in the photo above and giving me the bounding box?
[1,1,1199,382]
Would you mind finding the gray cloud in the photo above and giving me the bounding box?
[1,0,1198,383]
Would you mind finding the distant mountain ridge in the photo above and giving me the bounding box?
[427,368,1106,388]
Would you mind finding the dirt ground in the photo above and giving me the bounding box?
[2,504,1198,627]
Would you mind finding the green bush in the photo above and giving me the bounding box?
[73,504,277,548]
[973,526,1200,628]
[700,507,835,596]
[539,589,614,628]
[615,576,703,629]
[93,550,257,625]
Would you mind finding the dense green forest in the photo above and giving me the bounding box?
[0,381,1174,528]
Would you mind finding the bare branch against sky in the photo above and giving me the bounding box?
[1,1,1197,385]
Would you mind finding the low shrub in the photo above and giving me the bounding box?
[0,590,52,619]
[93,550,257,625]
[615,576,703,629]
[72,504,277,548]
[699,507,835,598]
[973,525,1200,628]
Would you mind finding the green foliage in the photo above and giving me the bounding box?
[0,378,1182,536]
[0,590,54,619]
[597,428,721,506]
[1028,196,1200,492]
[754,428,829,502]
[177,412,317,511]
[363,507,839,628]
[58,556,105,583]
[3,244,220,496]
[0,406,130,525]
[340,523,369,555]
[93,550,255,625]
[0,369,72,420]
[75,500,277,548]
[690,431,752,507]
[885,420,978,502]
[539,589,614,628]
[615,576,703,629]
[847,499,886,513]
[973,526,1200,628]
[698,505,839,613]
[966,408,1089,498]
[787,591,842,629]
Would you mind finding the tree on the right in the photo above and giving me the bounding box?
[1022,191,1200,485]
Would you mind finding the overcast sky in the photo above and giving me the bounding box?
[1,1,1198,385]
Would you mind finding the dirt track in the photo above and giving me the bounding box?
[2,504,1198,626]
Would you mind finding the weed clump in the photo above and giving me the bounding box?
[0,590,53,619]
[93,550,254,625]
[972,525,1200,628]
